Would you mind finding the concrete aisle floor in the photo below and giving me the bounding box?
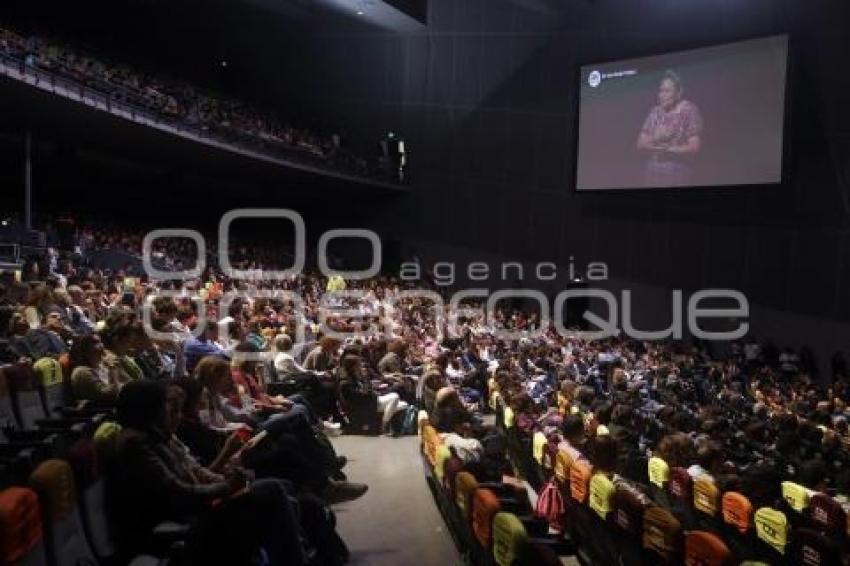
[330,434,461,566]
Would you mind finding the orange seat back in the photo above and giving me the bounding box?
[29,459,77,522]
[472,488,501,548]
[721,491,753,534]
[569,460,592,504]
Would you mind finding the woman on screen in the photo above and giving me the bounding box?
[637,70,703,187]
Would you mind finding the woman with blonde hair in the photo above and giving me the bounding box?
[193,355,239,430]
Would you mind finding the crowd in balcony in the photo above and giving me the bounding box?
[0,26,375,178]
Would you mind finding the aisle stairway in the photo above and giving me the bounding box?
[330,435,461,566]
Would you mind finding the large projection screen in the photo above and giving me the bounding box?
[575,35,789,191]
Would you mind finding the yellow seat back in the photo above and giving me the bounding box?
[532,432,546,465]
[589,473,615,520]
[33,357,63,387]
[648,457,669,489]
[754,507,788,554]
[781,481,810,513]
[693,478,720,517]
[492,512,527,566]
[503,406,515,428]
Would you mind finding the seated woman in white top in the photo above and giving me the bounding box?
[273,334,309,378]
[338,354,408,434]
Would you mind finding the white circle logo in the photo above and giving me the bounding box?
[588,70,602,88]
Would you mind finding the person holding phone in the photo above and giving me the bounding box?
[170,380,367,505]
[109,380,309,565]
[195,355,355,485]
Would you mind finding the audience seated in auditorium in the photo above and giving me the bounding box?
[5,218,850,564]
[0,26,377,179]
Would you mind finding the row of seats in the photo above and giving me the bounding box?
[419,414,574,566]
[0,359,102,486]
[497,401,848,566]
[0,359,176,565]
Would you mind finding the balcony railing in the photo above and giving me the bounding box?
[0,50,399,187]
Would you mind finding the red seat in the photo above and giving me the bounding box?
[684,530,731,566]
[807,493,846,536]
[792,527,842,566]
[0,486,45,564]
[668,467,693,505]
[610,487,649,537]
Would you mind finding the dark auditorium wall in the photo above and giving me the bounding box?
[287,0,850,352]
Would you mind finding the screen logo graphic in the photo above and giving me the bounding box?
[588,70,602,88]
